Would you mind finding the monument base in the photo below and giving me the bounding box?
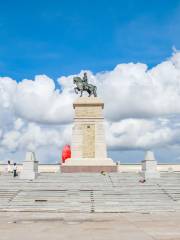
[61,158,117,173]
[61,165,117,173]
[63,158,115,166]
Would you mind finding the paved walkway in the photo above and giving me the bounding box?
[0,212,180,240]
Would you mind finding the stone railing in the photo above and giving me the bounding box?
[1,163,180,173]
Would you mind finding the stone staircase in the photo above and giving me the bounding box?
[0,172,180,213]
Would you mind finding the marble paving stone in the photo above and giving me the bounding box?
[0,172,180,213]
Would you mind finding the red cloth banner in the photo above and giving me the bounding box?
[62,145,71,163]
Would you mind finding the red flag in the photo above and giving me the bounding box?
[61,145,71,163]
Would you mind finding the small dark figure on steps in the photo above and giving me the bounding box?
[101,171,106,176]
[13,163,17,177]
[139,178,146,183]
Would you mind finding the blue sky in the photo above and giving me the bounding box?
[0,0,180,81]
[1,0,180,164]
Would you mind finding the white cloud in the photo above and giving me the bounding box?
[14,75,74,124]
[1,130,21,151]
[14,118,24,130]
[106,118,175,150]
[1,52,180,162]
[96,57,180,120]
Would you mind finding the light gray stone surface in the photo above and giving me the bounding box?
[0,172,180,213]
[20,152,38,180]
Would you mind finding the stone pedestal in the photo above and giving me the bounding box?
[61,97,116,173]
[20,152,38,180]
[141,151,160,179]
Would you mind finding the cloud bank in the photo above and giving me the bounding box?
[1,52,180,163]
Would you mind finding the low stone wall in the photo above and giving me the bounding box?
[118,164,180,172]
[0,164,60,173]
[1,163,180,173]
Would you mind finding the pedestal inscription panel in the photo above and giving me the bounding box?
[82,124,95,158]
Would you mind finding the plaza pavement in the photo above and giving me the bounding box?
[0,211,180,240]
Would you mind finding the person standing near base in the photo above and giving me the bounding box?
[7,160,12,173]
[13,163,17,177]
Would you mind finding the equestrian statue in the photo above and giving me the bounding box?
[73,72,97,97]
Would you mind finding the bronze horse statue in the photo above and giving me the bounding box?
[73,76,97,97]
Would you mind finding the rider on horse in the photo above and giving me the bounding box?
[82,72,88,89]
[73,72,97,97]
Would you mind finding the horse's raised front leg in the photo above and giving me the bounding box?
[74,87,78,94]
[93,87,97,97]
[80,90,83,97]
